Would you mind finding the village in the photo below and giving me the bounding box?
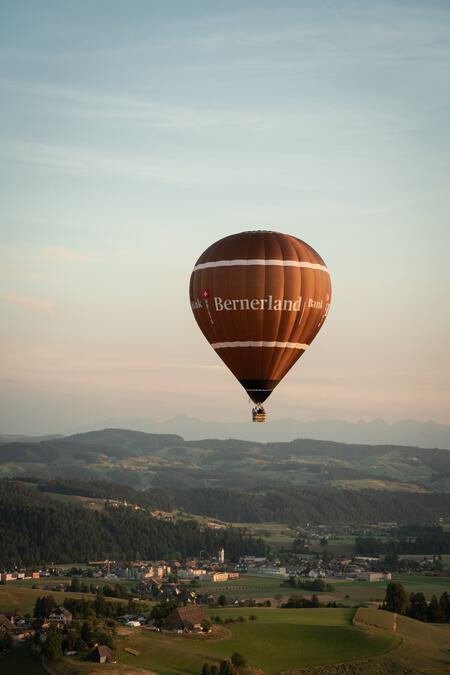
[1,539,448,672]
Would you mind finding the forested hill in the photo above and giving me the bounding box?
[0,479,266,567]
[2,428,450,492]
[20,477,449,526]
[1,476,445,567]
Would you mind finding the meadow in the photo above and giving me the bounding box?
[195,574,285,599]
[229,521,297,547]
[118,607,398,674]
[329,573,450,606]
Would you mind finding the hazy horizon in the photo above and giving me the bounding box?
[1,1,449,433]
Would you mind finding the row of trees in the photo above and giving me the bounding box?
[33,593,143,621]
[283,576,334,592]
[200,653,247,674]
[384,583,450,623]
[67,577,130,598]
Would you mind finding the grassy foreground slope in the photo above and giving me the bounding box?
[117,608,397,674]
[314,607,450,675]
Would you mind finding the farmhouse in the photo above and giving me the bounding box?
[86,645,116,663]
[49,606,73,625]
[163,605,208,632]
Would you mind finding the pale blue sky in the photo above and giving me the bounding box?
[1,1,449,433]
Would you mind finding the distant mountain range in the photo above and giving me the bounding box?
[76,415,450,450]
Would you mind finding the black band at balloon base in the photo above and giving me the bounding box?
[240,379,279,404]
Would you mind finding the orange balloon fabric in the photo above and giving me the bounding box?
[189,231,331,404]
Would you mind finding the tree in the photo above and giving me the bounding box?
[69,577,81,592]
[384,582,408,615]
[34,595,58,618]
[0,626,12,651]
[292,536,308,553]
[218,661,235,675]
[202,619,212,632]
[384,553,399,570]
[408,592,428,622]
[439,591,450,622]
[43,625,63,661]
[81,620,93,645]
[96,629,115,649]
[218,594,227,607]
[231,652,246,668]
[428,595,443,623]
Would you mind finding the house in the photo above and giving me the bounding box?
[48,606,72,626]
[163,605,208,632]
[59,606,72,624]
[206,572,228,582]
[85,645,115,663]
[0,614,14,631]
[0,573,14,582]
[357,572,392,582]
[11,627,34,643]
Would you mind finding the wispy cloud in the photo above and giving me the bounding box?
[0,137,300,187]
[0,79,315,128]
[42,246,94,262]
[1,292,56,315]
[2,4,448,65]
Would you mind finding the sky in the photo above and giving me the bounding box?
[1,0,449,434]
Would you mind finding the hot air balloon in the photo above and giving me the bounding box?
[189,231,331,422]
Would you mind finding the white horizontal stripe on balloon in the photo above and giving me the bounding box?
[193,259,329,273]
[211,341,309,350]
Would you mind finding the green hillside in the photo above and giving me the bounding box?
[2,428,450,496]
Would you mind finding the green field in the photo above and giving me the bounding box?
[328,573,450,606]
[118,608,398,674]
[196,574,285,599]
[308,536,356,555]
[229,521,297,547]
[194,572,450,606]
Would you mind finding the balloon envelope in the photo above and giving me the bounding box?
[189,230,331,404]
